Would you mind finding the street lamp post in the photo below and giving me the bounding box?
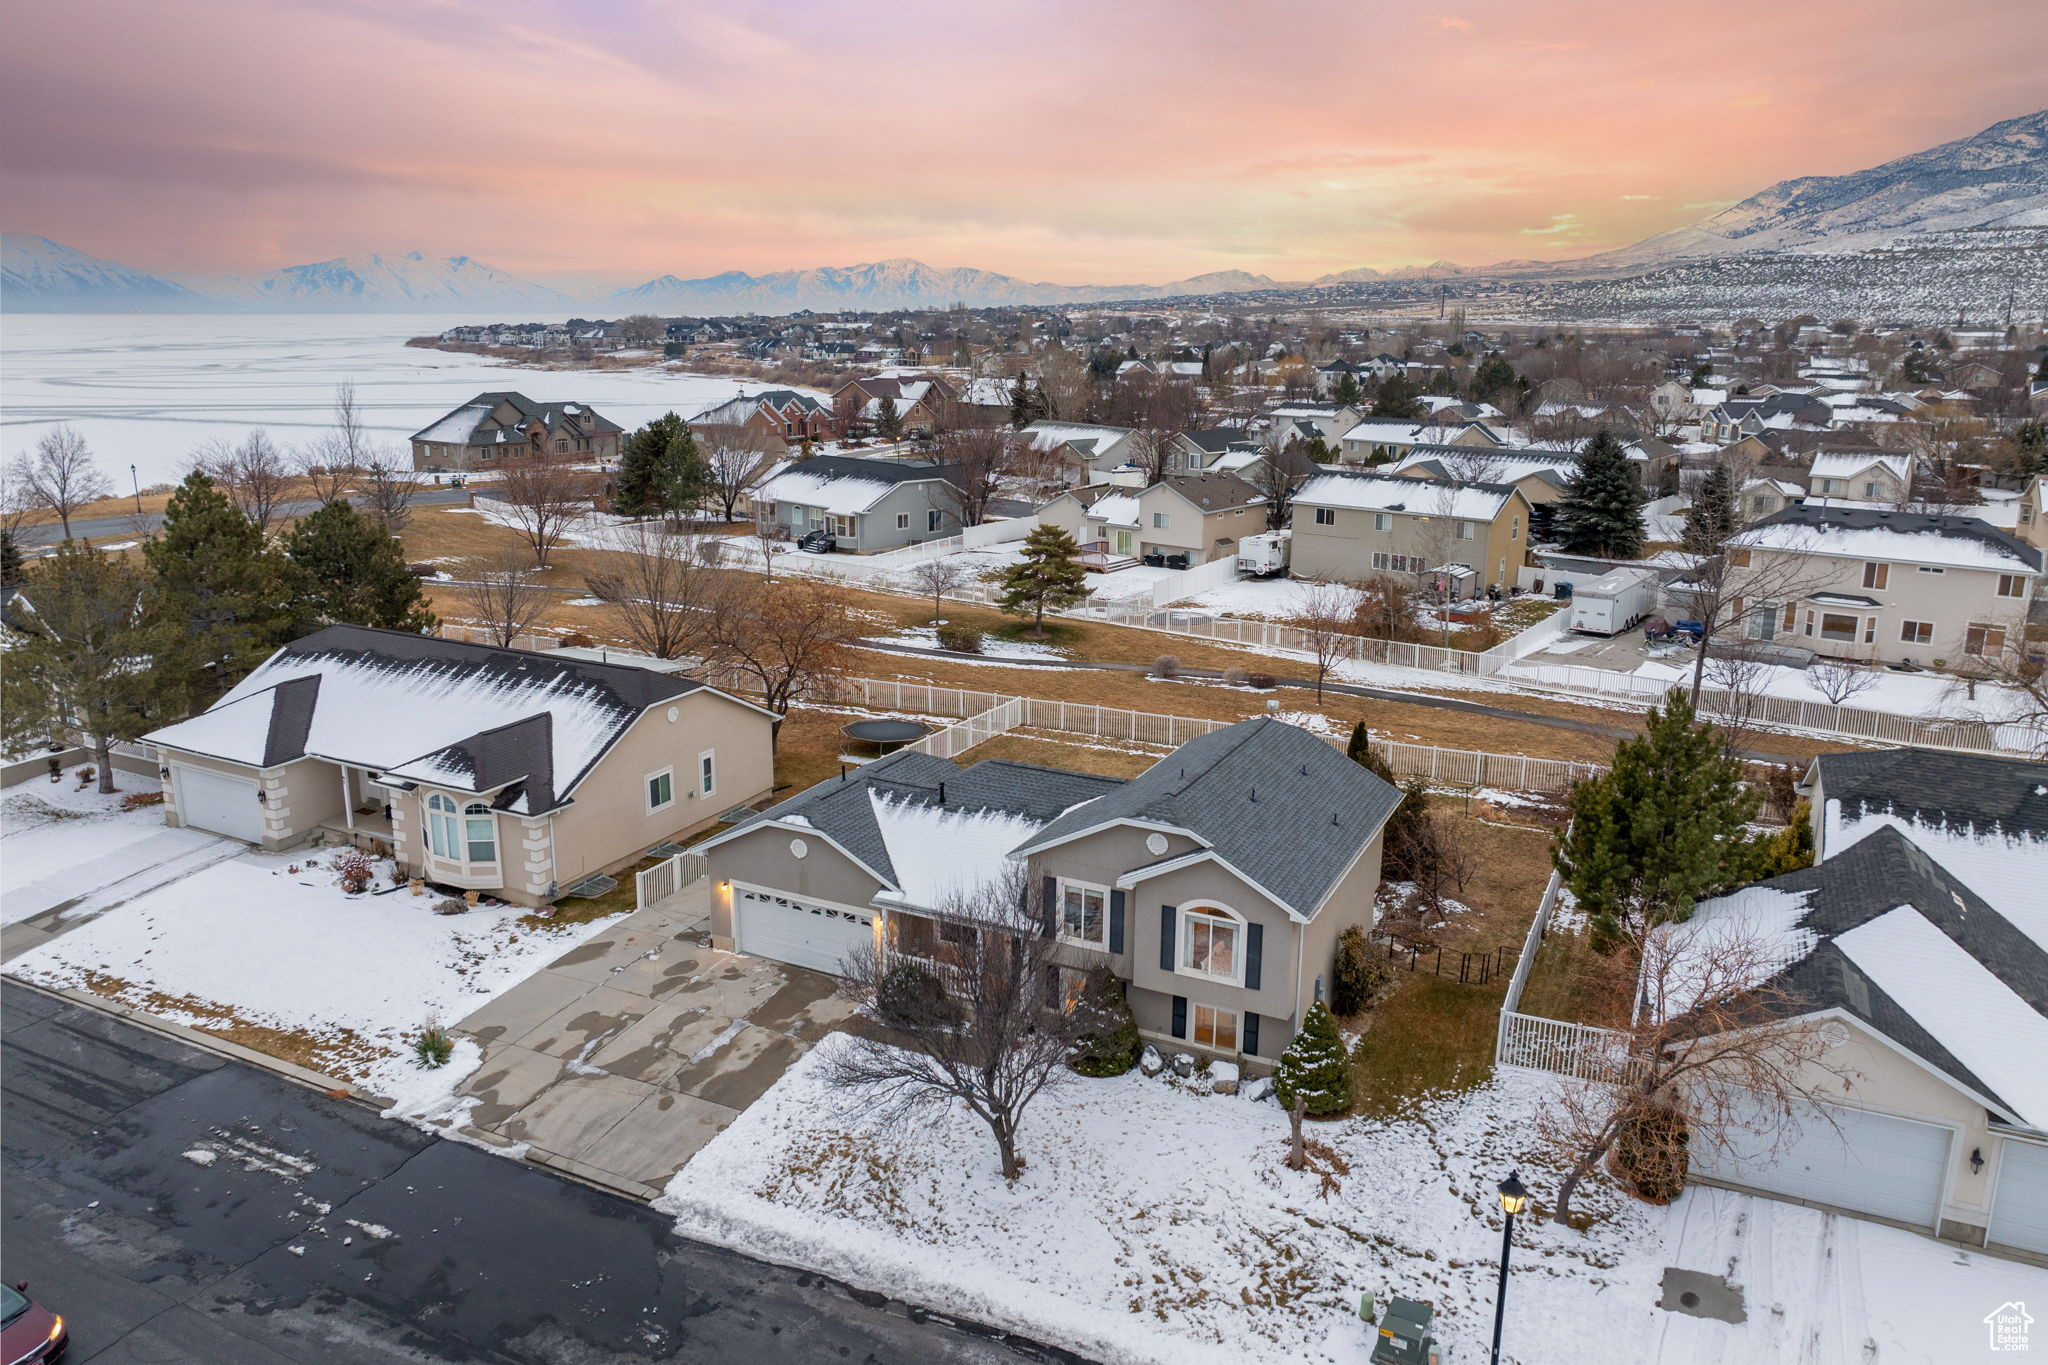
[1491,1170,1529,1365]
[130,464,142,515]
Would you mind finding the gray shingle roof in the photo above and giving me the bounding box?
[1016,717,1401,919]
[778,455,964,488]
[1816,749,2048,842]
[1745,503,2043,571]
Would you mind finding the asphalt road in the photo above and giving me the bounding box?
[15,486,480,548]
[0,985,1082,1365]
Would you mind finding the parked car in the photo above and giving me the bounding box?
[2,1283,67,1364]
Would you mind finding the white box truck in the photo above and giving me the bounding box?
[1567,566,1660,635]
[1236,528,1291,578]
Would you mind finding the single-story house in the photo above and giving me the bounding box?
[1037,471,1265,566]
[1671,748,2048,1257]
[409,391,623,473]
[143,626,778,906]
[697,717,1400,1068]
[751,456,965,552]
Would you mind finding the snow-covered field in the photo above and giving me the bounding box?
[662,1039,2047,1365]
[2,314,787,487]
[5,845,628,1096]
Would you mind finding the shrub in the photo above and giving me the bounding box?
[413,1021,455,1069]
[1330,925,1384,1015]
[1246,672,1276,689]
[934,622,984,653]
[1273,998,1352,1118]
[559,632,596,649]
[1151,653,1180,679]
[876,961,956,1028]
[121,790,166,811]
[335,851,375,893]
[1068,971,1142,1076]
[1221,666,1251,686]
[433,897,469,916]
[1608,1105,1690,1204]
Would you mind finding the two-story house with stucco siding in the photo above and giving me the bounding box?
[409,391,623,473]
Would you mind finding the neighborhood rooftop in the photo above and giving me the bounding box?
[1735,503,2044,571]
[1294,471,1519,520]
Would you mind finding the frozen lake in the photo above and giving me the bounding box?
[1,314,773,489]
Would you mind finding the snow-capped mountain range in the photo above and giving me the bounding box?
[5,108,2042,315]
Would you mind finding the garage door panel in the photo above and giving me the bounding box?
[1991,1140,2048,1254]
[1693,1097,1948,1229]
[734,888,871,976]
[173,766,262,843]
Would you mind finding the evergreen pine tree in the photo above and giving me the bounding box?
[0,528,23,587]
[1030,377,1054,423]
[1068,971,1141,1076]
[1008,374,1032,428]
[1556,430,1646,558]
[1555,689,1763,951]
[985,524,1089,636]
[1273,998,1352,1117]
[1684,462,1740,549]
[1369,374,1425,419]
[1344,720,1396,785]
[1748,800,1815,880]
[283,500,437,634]
[144,470,296,700]
[1330,370,1364,407]
[875,395,903,442]
[1469,354,1519,406]
[615,412,695,517]
[655,420,708,515]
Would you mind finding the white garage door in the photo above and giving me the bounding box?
[733,888,872,975]
[1693,1098,1950,1229]
[172,765,262,843]
[1990,1140,2048,1254]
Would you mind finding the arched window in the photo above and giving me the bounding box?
[425,794,459,859]
[1178,903,1244,983]
[462,802,497,864]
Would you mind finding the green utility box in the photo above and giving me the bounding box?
[1369,1296,1439,1365]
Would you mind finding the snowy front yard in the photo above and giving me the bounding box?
[5,845,628,1098]
[661,1038,2045,1365]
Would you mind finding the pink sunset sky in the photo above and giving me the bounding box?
[5,0,2044,287]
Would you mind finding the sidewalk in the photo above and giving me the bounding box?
[450,880,854,1200]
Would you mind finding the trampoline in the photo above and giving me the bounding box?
[841,718,932,757]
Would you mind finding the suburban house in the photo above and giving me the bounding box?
[1017,420,1143,482]
[1036,471,1265,567]
[2015,474,2046,550]
[1700,393,1836,443]
[752,455,964,552]
[689,389,833,446]
[1333,417,1506,465]
[1290,471,1534,595]
[1255,402,1364,444]
[1739,476,1809,523]
[828,375,953,437]
[1668,748,2048,1256]
[697,717,1401,1067]
[1726,504,2040,665]
[1387,449,1574,523]
[1807,451,1914,503]
[142,626,777,906]
[409,391,623,473]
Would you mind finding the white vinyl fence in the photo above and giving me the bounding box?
[635,850,708,910]
[907,697,1025,759]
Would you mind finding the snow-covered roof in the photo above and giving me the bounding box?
[1733,505,2041,573]
[1294,472,1515,520]
[146,626,745,816]
[1333,418,1436,446]
[1082,492,1141,526]
[1809,452,1909,481]
[415,403,490,444]
[756,456,951,515]
[868,792,1045,912]
[1389,451,1573,485]
[1020,420,1133,453]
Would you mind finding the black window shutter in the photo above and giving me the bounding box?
[1245,923,1263,992]
[1171,995,1187,1039]
[1109,890,1126,954]
[1159,904,1177,971]
[1243,1011,1260,1057]
[1040,875,1058,938]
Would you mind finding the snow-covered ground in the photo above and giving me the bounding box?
[0,776,240,926]
[662,1039,2047,1365]
[5,845,628,1096]
[2,314,790,488]
[875,625,1067,661]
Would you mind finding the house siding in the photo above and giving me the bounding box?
[703,822,887,949]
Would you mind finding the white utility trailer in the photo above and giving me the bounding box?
[1567,566,1661,635]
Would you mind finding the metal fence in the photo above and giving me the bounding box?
[635,850,707,910]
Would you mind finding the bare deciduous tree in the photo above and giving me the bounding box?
[583,523,716,660]
[1805,655,1880,707]
[618,314,666,349]
[934,426,1011,527]
[1296,580,1362,704]
[195,430,295,533]
[701,576,855,735]
[358,446,422,534]
[495,452,600,569]
[12,426,113,540]
[826,866,1111,1180]
[698,423,782,523]
[452,550,557,647]
[1247,443,1314,532]
[1679,523,1836,711]
[1536,912,1853,1224]
[296,381,372,504]
[907,556,970,624]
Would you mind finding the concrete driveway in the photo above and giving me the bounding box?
[449,879,855,1200]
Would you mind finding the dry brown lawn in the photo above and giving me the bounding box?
[959,728,1170,779]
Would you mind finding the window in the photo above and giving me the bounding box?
[1180,907,1240,981]
[1728,548,1751,567]
[646,768,674,813]
[928,508,943,533]
[1153,511,1170,529]
[463,802,497,863]
[830,514,855,538]
[895,913,936,960]
[896,512,910,529]
[1373,512,1393,533]
[1510,515,1521,541]
[1965,622,2007,656]
[1456,520,1476,541]
[1819,477,1843,495]
[1750,494,1771,512]
[1900,620,1932,645]
[698,749,716,797]
[1999,574,2028,598]
[1313,507,1335,526]
[425,793,460,859]
[1192,1003,1238,1051]
[1059,880,1107,948]
[1818,613,1859,643]
[1917,565,1945,575]
[1863,481,1882,498]
[1861,562,1888,590]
